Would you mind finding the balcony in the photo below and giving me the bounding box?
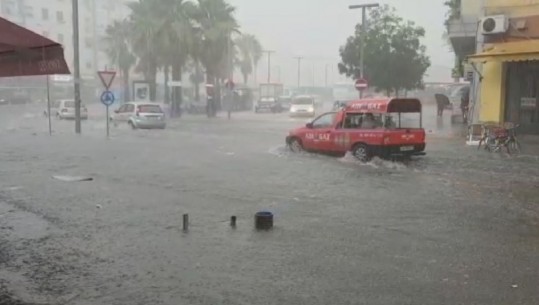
[447,15,478,58]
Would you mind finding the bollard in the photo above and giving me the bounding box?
[254,211,273,230]
[182,214,189,232]
[230,216,237,228]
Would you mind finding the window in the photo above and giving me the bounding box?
[117,105,127,113]
[57,33,64,43]
[41,8,48,20]
[138,105,163,113]
[25,6,33,17]
[312,113,336,129]
[56,11,64,22]
[125,104,135,113]
[342,113,383,129]
[292,97,314,105]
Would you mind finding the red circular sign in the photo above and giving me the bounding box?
[355,78,368,91]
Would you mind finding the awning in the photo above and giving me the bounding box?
[467,40,539,63]
[0,17,70,77]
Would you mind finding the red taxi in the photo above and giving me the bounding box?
[286,98,426,162]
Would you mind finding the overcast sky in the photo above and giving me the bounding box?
[228,0,454,86]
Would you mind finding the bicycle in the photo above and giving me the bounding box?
[478,123,521,155]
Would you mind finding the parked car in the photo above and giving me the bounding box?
[44,99,88,120]
[111,102,166,130]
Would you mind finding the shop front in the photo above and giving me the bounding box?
[468,40,539,134]
[505,61,539,134]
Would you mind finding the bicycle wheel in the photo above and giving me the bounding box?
[509,139,522,154]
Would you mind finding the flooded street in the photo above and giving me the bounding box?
[1,104,539,305]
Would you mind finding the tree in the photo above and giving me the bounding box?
[192,0,239,116]
[155,0,196,115]
[104,20,136,102]
[235,33,262,84]
[338,5,430,96]
[127,0,162,101]
[444,0,461,27]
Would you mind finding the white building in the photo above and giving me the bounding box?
[0,0,131,81]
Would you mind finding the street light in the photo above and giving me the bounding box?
[262,50,275,83]
[72,0,82,134]
[273,66,281,82]
[294,56,303,88]
[349,3,379,98]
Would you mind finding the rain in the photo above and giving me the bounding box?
[1,1,539,305]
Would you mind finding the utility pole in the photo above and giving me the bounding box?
[325,64,331,88]
[72,0,82,134]
[349,3,379,98]
[294,56,303,88]
[263,50,275,83]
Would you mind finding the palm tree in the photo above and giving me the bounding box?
[104,20,136,101]
[127,0,162,101]
[234,34,262,84]
[192,0,239,116]
[160,0,196,115]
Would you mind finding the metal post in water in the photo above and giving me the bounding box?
[46,75,52,136]
[230,216,237,228]
[182,214,189,232]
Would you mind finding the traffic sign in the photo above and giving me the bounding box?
[355,78,368,91]
[98,71,116,89]
[100,90,115,106]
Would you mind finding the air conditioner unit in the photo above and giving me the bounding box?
[480,15,509,35]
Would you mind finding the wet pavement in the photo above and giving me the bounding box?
[0,103,538,305]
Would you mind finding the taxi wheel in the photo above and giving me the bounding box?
[289,138,303,152]
[352,144,372,162]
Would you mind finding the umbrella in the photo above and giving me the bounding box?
[0,16,70,77]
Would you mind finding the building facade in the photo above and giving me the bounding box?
[449,0,539,134]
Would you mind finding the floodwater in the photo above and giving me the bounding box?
[1,102,538,305]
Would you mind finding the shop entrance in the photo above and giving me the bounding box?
[505,61,539,134]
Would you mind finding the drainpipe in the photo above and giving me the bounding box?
[470,0,486,125]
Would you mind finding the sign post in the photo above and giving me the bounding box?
[97,70,116,138]
[100,91,115,138]
[355,78,368,98]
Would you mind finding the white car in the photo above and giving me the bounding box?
[45,99,88,120]
[289,95,316,117]
[111,102,166,130]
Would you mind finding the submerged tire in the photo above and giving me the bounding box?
[352,143,372,162]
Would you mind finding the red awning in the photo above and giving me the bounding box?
[0,17,70,77]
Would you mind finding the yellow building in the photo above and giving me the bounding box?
[467,0,539,134]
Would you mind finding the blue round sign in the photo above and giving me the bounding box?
[100,91,115,106]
